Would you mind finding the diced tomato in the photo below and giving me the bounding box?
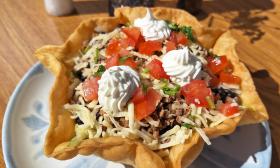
[146,88,161,115]
[135,100,148,120]
[121,58,138,69]
[166,41,176,52]
[207,56,230,74]
[106,39,131,57]
[176,32,188,45]
[105,55,120,69]
[106,39,121,57]
[219,71,241,85]
[218,102,239,116]
[146,59,169,79]
[136,34,145,49]
[82,77,100,101]
[120,37,136,48]
[209,76,220,87]
[131,87,146,104]
[139,41,162,55]
[122,27,145,49]
[169,31,177,44]
[168,31,188,46]
[135,88,161,120]
[122,27,141,42]
[181,80,212,107]
[118,48,130,57]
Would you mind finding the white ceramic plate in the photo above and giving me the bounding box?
[2,63,272,168]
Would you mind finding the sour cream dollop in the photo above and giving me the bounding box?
[134,8,171,41]
[98,66,140,112]
[162,48,202,86]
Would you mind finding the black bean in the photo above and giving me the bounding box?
[159,125,172,135]
[153,51,163,56]
[211,87,237,103]
[96,111,101,119]
[211,88,219,94]
[102,125,107,131]
[75,117,84,125]
[73,70,86,81]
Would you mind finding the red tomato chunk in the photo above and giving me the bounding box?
[219,102,239,116]
[82,77,100,101]
[166,41,176,52]
[121,58,138,69]
[181,80,213,107]
[122,28,141,41]
[219,71,241,85]
[133,88,161,120]
[105,55,120,69]
[146,59,169,79]
[207,56,230,74]
[139,41,162,56]
[169,31,188,46]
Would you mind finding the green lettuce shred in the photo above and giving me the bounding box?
[162,84,180,96]
[119,56,130,64]
[94,65,106,77]
[167,21,195,42]
[183,123,194,129]
[68,124,89,147]
[93,48,100,64]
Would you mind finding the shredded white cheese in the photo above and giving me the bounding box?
[64,104,96,128]
[195,127,211,145]
[145,116,160,127]
[128,103,135,129]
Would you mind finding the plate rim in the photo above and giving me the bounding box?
[2,63,272,168]
[2,62,42,168]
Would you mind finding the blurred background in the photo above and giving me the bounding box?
[0,0,280,167]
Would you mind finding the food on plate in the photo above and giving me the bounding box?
[36,7,268,168]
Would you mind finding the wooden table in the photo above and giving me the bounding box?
[0,0,279,167]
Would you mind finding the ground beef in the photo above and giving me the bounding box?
[147,126,160,139]
[118,117,129,128]
[140,96,189,136]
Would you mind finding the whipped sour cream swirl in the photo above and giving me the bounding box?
[162,48,202,86]
[134,8,171,41]
[98,66,140,112]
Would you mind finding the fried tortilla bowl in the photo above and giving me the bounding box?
[35,7,268,168]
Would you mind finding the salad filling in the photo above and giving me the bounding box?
[66,9,243,150]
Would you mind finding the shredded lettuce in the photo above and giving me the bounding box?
[162,84,180,96]
[119,56,130,64]
[68,124,89,147]
[180,26,195,42]
[94,65,106,77]
[167,22,179,31]
[93,48,100,64]
[183,123,194,129]
[64,104,96,128]
[142,68,149,73]
[140,68,150,79]
[81,45,91,54]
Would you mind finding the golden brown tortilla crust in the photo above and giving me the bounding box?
[212,31,269,125]
[35,7,268,168]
